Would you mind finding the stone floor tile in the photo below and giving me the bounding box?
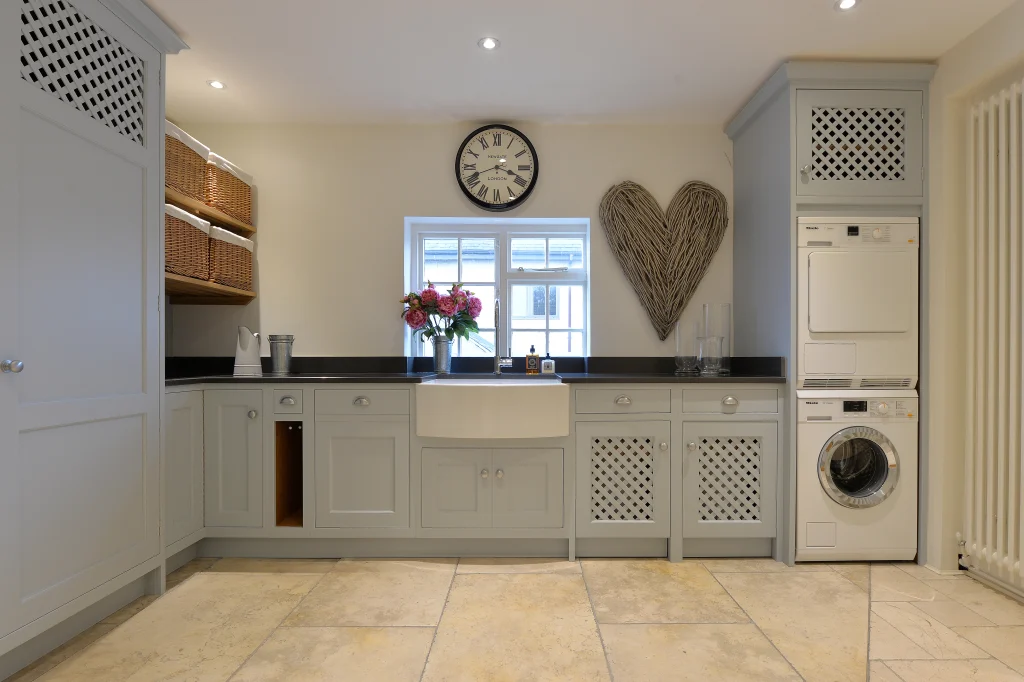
[100,596,158,625]
[209,558,337,573]
[716,571,869,682]
[911,600,995,628]
[886,658,1024,681]
[8,624,115,682]
[870,611,932,660]
[456,557,581,574]
[831,563,871,592]
[892,562,964,581]
[421,573,609,682]
[953,626,1024,674]
[871,602,988,659]
[869,661,903,681]
[36,573,319,682]
[923,578,1024,625]
[601,623,802,681]
[284,559,456,627]
[230,626,434,682]
[165,557,219,589]
[871,565,946,602]
[581,559,746,624]
[701,558,832,574]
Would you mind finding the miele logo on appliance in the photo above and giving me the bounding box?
[806,226,820,230]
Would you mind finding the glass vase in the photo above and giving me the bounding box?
[701,303,731,375]
[432,337,452,374]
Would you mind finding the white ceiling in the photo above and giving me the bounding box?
[149,0,1015,126]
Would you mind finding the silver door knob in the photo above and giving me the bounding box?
[353,397,370,407]
[687,442,697,451]
[615,395,632,406]
[1,360,24,374]
[481,469,489,479]
[248,410,258,419]
[279,396,296,406]
[722,395,739,407]
[800,164,812,175]
[496,469,504,479]
[660,442,668,451]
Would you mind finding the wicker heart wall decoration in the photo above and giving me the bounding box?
[599,180,729,341]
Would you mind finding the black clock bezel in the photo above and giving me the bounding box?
[455,123,539,212]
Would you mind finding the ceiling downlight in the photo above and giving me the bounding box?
[835,0,858,10]
[477,37,500,50]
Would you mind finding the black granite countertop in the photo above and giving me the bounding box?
[165,373,433,386]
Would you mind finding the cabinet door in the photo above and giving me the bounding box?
[421,449,492,528]
[204,390,263,528]
[796,89,924,197]
[165,391,204,546]
[682,422,778,539]
[576,422,671,538]
[492,449,564,528]
[315,421,410,528]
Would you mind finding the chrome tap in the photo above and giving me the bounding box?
[494,298,513,375]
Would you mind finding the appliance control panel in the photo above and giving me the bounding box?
[797,219,919,248]
[799,396,919,422]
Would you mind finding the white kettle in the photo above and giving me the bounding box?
[233,326,263,377]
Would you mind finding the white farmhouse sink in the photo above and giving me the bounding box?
[416,377,570,439]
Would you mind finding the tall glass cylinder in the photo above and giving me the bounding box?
[674,319,700,375]
[701,303,731,375]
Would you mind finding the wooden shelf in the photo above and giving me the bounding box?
[165,272,256,305]
[165,186,256,237]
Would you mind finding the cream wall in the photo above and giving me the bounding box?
[925,0,1024,571]
[168,123,733,357]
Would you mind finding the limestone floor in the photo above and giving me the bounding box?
[8,558,1024,682]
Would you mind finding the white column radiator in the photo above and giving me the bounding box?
[964,81,1024,592]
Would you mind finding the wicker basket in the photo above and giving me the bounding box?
[209,226,254,291]
[165,122,209,202]
[206,153,254,226]
[164,204,210,280]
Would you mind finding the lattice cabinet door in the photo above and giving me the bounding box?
[682,422,778,539]
[575,421,670,538]
[795,90,924,198]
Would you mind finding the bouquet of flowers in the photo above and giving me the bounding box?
[402,282,483,342]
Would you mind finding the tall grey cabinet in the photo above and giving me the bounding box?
[725,61,935,564]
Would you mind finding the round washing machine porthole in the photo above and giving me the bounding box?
[818,426,900,509]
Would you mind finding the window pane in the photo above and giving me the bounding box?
[511,331,546,357]
[510,238,546,270]
[461,238,496,282]
[549,331,584,356]
[510,284,546,329]
[460,331,495,357]
[423,238,458,282]
[549,285,584,329]
[548,238,585,270]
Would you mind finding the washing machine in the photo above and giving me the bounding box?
[796,390,918,562]
[797,216,919,389]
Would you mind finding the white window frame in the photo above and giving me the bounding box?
[404,217,591,358]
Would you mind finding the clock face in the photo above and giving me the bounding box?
[455,124,538,211]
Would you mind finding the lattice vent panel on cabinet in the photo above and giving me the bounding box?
[696,436,761,522]
[590,437,655,522]
[20,0,145,145]
[810,107,905,182]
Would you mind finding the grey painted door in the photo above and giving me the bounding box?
[421,448,492,528]
[492,449,564,528]
[315,421,410,528]
[682,422,778,539]
[796,89,924,197]
[165,391,204,546]
[575,421,671,538]
[204,390,264,528]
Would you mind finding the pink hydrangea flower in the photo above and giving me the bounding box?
[437,295,457,317]
[467,296,483,319]
[453,291,469,312]
[420,287,438,305]
[404,307,428,329]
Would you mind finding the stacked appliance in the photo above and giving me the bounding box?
[795,217,920,562]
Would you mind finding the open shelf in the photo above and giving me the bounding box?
[165,272,256,306]
[275,422,303,528]
[165,186,256,238]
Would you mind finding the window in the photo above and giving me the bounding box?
[406,218,590,358]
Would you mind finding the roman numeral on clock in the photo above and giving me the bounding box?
[464,172,480,188]
[515,149,528,158]
[507,187,517,200]
[492,132,502,147]
[518,165,531,171]
[465,148,479,159]
[514,175,528,188]
[476,183,488,199]
[493,188,501,203]
[463,163,476,171]
[477,135,489,149]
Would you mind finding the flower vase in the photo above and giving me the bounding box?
[432,337,452,374]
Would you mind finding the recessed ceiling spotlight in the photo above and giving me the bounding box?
[207,80,226,89]
[835,0,857,10]
[477,37,500,50]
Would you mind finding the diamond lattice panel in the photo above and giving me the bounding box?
[591,436,654,522]
[20,0,145,145]
[811,107,905,182]
[697,437,761,522]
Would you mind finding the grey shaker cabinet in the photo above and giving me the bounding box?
[204,389,264,528]
[421,448,492,528]
[492,449,564,529]
[314,420,410,528]
[575,421,671,538]
[682,422,778,539]
[164,390,204,546]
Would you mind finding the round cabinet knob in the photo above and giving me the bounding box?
[248,410,258,419]
[722,395,739,407]
[496,469,504,479]
[659,442,668,451]
[873,228,884,240]
[687,442,697,451]
[1,360,24,374]
[480,469,489,479]
[876,402,889,415]
[800,164,813,175]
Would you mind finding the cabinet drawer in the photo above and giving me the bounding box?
[315,389,410,416]
[682,389,778,414]
[575,389,670,414]
[273,389,303,414]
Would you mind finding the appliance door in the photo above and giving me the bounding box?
[807,250,915,333]
[818,426,899,509]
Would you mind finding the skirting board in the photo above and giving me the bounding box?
[682,538,773,558]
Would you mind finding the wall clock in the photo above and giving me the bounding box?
[455,124,538,212]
